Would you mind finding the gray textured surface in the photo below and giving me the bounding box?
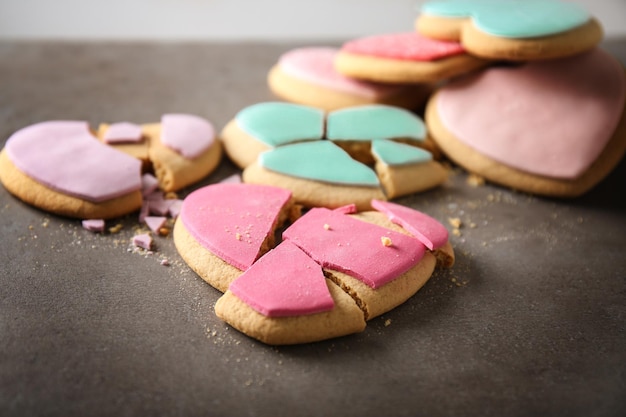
[1,39,625,417]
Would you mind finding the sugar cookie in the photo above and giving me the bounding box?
[334,32,489,84]
[173,182,455,345]
[415,0,603,61]
[268,46,432,111]
[425,48,626,197]
[0,114,222,219]
[221,102,448,210]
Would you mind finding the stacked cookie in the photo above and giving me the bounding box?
[415,0,626,197]
[402,0,624,197]
[265,0,625,198]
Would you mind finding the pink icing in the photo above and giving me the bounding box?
[103,122,143,144]
[279,47,403,99]
[179,183,292,271]
[333,204,358,215]
[437,49,626,179]
[283,207,425,289]
[141,173,160,196]
[133,233,153,250]
[371,200,448,250]
[161,113,215,159]
[145,216,167,233]
[82,219,105,233]
[341,32,465,62]
[5,121,142,202]
[229,241,335,317]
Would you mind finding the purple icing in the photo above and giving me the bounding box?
[5,120,142,202]
[161,114,215,159]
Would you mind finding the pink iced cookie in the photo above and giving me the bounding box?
[372,199,448,250]
[427,48,626,197]
[4,120,142,202]
[229,241,335,317]
[177,183,293,271]
[268,46,433,111]
[283,207,426,289]
[341,32,465,61]
[335,32,489,84]
[277,47,402,99]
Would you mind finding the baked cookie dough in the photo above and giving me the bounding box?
[173,182,455,345]
[220,102,448,210]
[0,114,222,219]
[334,32,489,84]
[415,0,603,61]
[268,46,432,111]
[425,48,626,197]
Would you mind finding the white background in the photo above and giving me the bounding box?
[0,0,624,41]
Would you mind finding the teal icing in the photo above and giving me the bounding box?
[259,141,380,186]
[326,105,426,142]
[421,0,589,38]
[236,102,324,147]
[371,139,433,166]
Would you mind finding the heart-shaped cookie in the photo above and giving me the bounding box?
[426,48,626,197]
[416,0,603,60]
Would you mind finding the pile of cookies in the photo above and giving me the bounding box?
[1,0,624,345]
[264,0,626,198]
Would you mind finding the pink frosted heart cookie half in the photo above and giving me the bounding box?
[335,32,490,84]
[268,46,432,111]
[426,48,626,197]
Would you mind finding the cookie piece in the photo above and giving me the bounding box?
[416,0,603,61]
[221,102,448,209]
[0,114,223,219]
[334,32,489,84]
[268,46,432,111]
[425,48,626,197]
[371,139,448,199]
[0,121,143,219]
[173,183,297,292]
[213,200,455,345]
[99,113,223,192]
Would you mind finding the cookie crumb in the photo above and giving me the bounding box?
[160,259,170,266]
[132,233,152,250]
[381,236,393,247]
[448,217,462,228]
[467,174,485,187]
[108,223,123,234]
[384,319,392,327]
[323,223,331,230]
[235,233,242,241]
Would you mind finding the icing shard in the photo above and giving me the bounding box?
[102,122,143,144]
[371,200,448,250]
